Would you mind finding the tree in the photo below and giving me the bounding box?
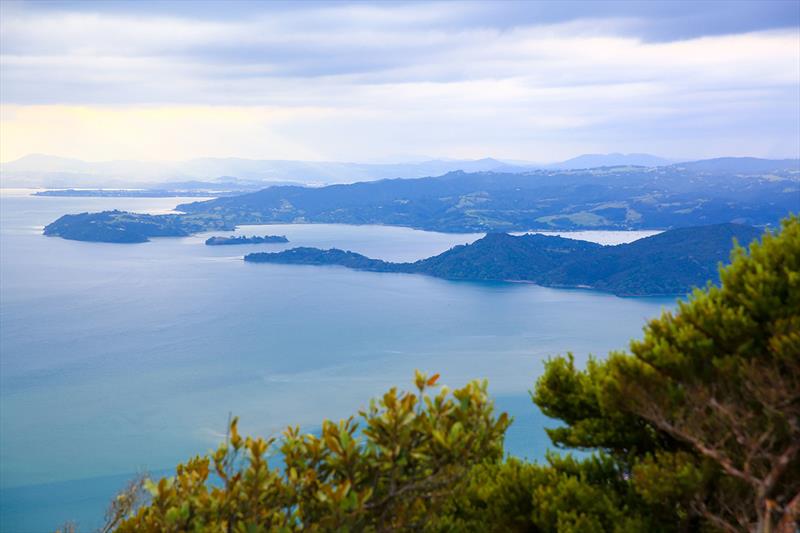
[115,372,510,532]
[535,215,799,532]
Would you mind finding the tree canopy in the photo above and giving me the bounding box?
[532,215,799,532]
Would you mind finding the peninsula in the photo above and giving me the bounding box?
[244,223,763,296]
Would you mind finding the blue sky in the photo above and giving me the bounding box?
[1,0,798,162]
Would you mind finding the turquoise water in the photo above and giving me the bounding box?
[0,191,675,532]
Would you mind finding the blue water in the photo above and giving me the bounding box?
[0,190,674,532]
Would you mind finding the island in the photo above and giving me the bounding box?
[43,210,234,243]
[205,235,288,245]
[245,223,764,296]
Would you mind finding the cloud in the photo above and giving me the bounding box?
[6,1,797,41]
[0,1,798,163]
[2,2,798,101]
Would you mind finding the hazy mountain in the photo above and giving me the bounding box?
[0,154,531,188]
[0,154,180,188]
[1,152,683,189]
[1,154,94,173]
[547,153,678,169]
[8,153,797,192]
[670,157,800,174]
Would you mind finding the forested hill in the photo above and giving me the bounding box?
[42,159,798,242]
[179,160,799,232]
[245,223,764,296]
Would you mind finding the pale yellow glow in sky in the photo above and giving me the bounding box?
[0,105,331,162]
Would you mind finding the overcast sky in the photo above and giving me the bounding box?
[1,0,798,163]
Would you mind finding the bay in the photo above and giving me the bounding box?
[0,190,674,531]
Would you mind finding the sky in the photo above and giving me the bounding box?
[1,0,799,163]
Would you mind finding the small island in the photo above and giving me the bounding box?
[205,235,289,246]
[43,210,234,243]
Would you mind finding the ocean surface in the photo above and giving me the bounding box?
[0,190,673,532]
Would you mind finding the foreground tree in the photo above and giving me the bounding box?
[115,373,509,532]
[533,215,799,532]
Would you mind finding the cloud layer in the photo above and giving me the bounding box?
[1,1,798,163]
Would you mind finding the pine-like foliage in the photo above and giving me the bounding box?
[532,215,799,532]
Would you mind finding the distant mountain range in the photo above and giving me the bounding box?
[1,154,526,189]
[1,152,761,189]
[43,158,798,242]
[176,159,798,232]
[244,223,764,296]
[545,153,677,169]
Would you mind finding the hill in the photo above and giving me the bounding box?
[547,153,676,169]
[245,223,763,296]
[672,157,800,174]
[179,162,798,232]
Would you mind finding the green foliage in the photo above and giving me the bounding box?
[430,452,672,533]
[533,354,664,456]
[116,372,510,532]
[533,215,800,532]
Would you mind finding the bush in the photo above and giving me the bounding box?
[116,373,510,532]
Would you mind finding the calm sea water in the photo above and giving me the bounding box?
[0,190,673,532]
